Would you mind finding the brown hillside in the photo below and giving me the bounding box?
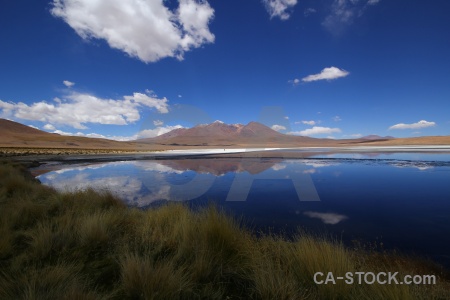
[356,136,450,146]
[138,121,340,147]
[0,119,141,150]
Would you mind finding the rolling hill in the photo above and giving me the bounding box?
[0,119,140,150]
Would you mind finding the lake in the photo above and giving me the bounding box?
[35,151,450,268]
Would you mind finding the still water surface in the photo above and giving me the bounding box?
[36,152,450,267]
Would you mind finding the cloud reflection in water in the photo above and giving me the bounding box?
[303,211,348,225]
[37,158,335,207]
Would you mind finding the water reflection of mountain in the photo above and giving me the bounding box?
[157,158,283,176]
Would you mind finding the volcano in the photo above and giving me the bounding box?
[137,121,333,147]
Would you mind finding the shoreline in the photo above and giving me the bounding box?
[158,145,450,155]
[3,145,450,164]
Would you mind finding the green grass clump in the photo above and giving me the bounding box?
[0,161,449,299]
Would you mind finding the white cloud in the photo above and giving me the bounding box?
[63,80,75,88]
[288,126,341,136]
[49,123,184,141]
[302,67,349,82]
[51,0,215,63]
[271,124,287,131]
[153,120,164,126]
[298,120,316,126]
[125,92,169,114]
[322,0,381,36]
[304,7,317,17]
[137,125,184,139]
[52,129,136,141]
[346,133,363,138]
[388,120,436,130]
[43,124,56,131]
[304,211,348,225]
[53,129,74,136]
[332,115,342,122]
[288,78,300,86]
[0,100,15,114]
[284,116,289,120]
[28,124,39,129]
[263,0,298,20]
[0,90,169,130]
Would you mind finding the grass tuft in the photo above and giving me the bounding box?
[0,161,449,299]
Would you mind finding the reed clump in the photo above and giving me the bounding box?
[0,161,449,299]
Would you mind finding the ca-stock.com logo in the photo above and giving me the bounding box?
[135,104,321,203]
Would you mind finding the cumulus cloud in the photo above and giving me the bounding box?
[302,67,349,82]
[51,129,135,141]
[137,125,184,139]
[51,0,215,63]
[263,0,298,20]
[388,120,436,130]
[63,80,75,88]
[322,0,381,36]
[332,115,342,122]
[153,120,164,126]
[0,90,169,130]
[43,124,56,131]
[271,124,286,131]
[0,101,14,112]
[288,126,341,136]
[28,125,39,129]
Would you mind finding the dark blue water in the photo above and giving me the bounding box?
[36,153,450,268]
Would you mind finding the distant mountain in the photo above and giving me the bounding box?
[138,121,335,147]
[361,135,395,140]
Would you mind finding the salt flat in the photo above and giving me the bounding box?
[155,145,450,156]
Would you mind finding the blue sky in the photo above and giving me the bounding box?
[0,0,449,140]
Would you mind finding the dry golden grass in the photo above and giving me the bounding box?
[0,161,449,299]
